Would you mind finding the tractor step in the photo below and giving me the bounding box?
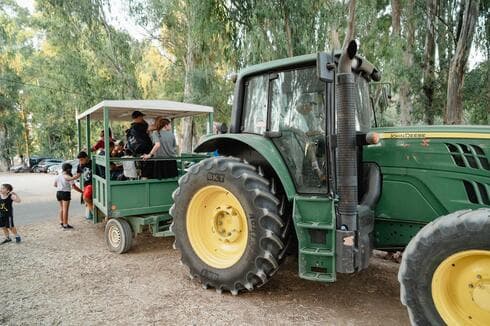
[293,196,336,282]
[299,247,334,256]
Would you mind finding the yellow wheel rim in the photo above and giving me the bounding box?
[186,185,248,269]
[432,250,490,325]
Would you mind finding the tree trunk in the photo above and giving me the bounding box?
[399,0,414,125]
[181,6,196,154]
[422,0,438,125]
[19,104,30,163]
[281,1,294,57]
[329,29,341,49]
[342,0,356,49]
[391,0,401,36]
[435,1,453,112]
[0,123,10,171]
[342,0,356,50]
[445,0,480,124]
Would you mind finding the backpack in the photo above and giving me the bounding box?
[126,123,153,155]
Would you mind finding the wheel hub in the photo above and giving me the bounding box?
[213,206,243,243]
[432,250,490,324]
[472,280,490,311]
[109,225,121,247]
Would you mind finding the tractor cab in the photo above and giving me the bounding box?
[235,56,377,194]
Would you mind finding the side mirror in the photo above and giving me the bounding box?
[228,72,238,83]
[219,122,228,134]
[317,52,334,82]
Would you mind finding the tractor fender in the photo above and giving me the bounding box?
[194,134,296,200]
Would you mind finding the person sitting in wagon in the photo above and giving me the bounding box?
[111,140,125,158]
[75,151,94,220]
[92,129,115,153]
[142,117,178,179]
[126,111,153,179]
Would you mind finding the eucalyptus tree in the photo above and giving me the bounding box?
[445,0,480,124]
[129,0,234,152]
[19,0,144,156]
[0,0,33,169]
[398,0,415,126]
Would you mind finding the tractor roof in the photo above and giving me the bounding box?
[237,51,380,81]
[238,53,317,78]
[77,100,213,121]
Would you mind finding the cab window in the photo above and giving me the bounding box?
[241,75,268,134]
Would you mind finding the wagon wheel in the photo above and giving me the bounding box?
[105,218,133,254]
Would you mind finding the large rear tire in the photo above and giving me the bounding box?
[170,157,287,294]
[399,208,490,325]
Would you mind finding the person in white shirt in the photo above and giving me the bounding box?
[54,163,82,230]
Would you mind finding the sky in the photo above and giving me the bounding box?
[14,0,485,69]
[15,0,148,40]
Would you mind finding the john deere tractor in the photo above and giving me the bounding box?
[170,42,490,325]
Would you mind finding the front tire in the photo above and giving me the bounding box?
[105,218,133,254]
[399,208,490,325]
[170,157,286,294]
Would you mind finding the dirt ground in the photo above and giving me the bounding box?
[0,218,410,325]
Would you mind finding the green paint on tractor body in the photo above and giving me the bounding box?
[196,52,490,282]
[366,125,490,250]
[199,124,490,281]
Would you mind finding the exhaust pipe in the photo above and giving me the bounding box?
[336,40,359,273]
[337,40,358,231]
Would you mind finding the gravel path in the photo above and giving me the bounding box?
[0,218,410,325]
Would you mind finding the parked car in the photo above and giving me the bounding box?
[48,160,78,175]
[29,156,50,169]
[9,164,31,173]
[33,159,63,173]
[47,164,62,175]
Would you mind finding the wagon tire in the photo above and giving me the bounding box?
[105,218,133,254]
[399,208,490,325]
[170,156,287,294]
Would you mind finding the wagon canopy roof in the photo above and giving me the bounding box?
[77,100,213,121]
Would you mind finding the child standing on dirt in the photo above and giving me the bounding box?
[0,184,22,244]
[54,163,82,229]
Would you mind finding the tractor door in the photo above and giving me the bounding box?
[268,66,328,194]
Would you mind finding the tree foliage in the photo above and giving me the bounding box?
[0,0,488,169]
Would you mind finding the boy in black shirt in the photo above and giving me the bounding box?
[0,183,21,244]
[75,151,93,220]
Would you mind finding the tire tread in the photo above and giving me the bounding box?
[170,156,288,294]
[399,208,490,325]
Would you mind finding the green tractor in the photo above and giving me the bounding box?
[170,42,490,325]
